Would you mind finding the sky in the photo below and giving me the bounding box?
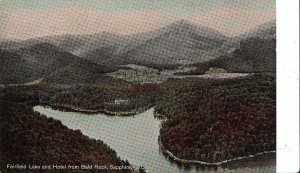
[0,0,276,40]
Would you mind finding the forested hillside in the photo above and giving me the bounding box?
[155,73,276,163]
[178,38,276,75]
[40,83,160,113]
[0,86,133,173]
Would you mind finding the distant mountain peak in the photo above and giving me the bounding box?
[27,42,65,52]
[237,20,276,40]
[162,19,227,40]
[169,19,196,30]
[174,19,192,26]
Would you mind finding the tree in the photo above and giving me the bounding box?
[124,159,130,166]
[139,166,146,173]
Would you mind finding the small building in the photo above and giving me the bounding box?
[205,67,227,74]
[114,99,130,105]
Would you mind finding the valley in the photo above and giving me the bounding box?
[107,64,197,83]
[0,18,276,173]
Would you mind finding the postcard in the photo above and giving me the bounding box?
[0,0,282,173]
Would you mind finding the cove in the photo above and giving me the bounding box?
[33,105,275,173]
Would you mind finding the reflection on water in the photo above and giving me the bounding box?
[33,106,275,173]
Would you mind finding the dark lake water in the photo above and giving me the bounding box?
[33,106,275,173]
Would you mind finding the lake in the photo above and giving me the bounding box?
[33,106,275,173]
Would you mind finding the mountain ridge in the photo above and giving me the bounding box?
[0,19,276,84]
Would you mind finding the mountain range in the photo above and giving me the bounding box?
[184,21,276,74]
[0,19,276,84]
[0,43,117,84]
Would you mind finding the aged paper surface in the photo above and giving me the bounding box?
[1,0,295,173]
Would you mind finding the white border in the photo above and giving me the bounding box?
[277,0,299,172]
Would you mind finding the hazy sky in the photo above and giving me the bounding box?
[0,0,276,39]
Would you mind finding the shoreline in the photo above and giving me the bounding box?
[155,110,276,166]
[153,111,167,120]
[38,105,276,165]
[158,138,275,166]
[39,103,151,116]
